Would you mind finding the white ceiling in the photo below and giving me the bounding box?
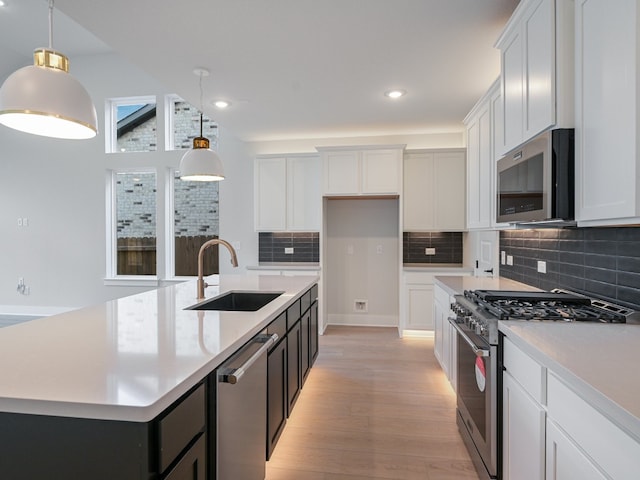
[1,0,519,142]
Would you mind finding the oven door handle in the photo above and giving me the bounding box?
[448,317,490,358]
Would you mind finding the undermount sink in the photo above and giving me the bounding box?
[186,291,283,312]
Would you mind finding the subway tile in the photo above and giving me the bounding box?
[616,286,640,307]
[584,254,616,269]
[617,271,640,290]
[584,240,617,255]
[618,256,640,273]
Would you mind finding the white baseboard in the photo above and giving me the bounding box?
[327,313,398,327]
[0,305,76,316]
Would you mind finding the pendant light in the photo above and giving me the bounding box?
[179,68,224,181]
[0,0,97,140]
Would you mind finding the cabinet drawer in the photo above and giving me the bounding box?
[287,299,301,330]
[547,373,640,478]
[503,337,545,404]
[300,290,312,314]
[311,284,319,301]
[163,433,206,480]
[267,311,287,347]
[159,383,206,473]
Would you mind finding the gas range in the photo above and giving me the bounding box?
[452,288,639,346]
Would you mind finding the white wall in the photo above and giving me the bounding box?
[325,198,399,326]
[0,52,255,313]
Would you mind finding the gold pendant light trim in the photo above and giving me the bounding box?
[0,108,98,133]
[193,136,210,149]
[33,48,70,72]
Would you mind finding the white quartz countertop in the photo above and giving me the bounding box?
[0,274,318,422]
[434,275,539,295]
[246,264,320,271]
[499,321,640,442]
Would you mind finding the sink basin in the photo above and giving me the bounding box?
[187,291,283,312]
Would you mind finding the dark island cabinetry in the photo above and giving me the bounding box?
[0,382,207,480]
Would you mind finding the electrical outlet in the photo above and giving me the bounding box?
[347,245,354,255]
[506,255,513,266]
[501,251,506,265]
[354,300,368,313]
[425,247,436,255]
[284,247,294,254]
[537,260,547,274]
[376,245,383,254]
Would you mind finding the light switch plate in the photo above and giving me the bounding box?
[537,260,547,273]
[284,247,294,254]
[506,255,513,266]
[425,248,436,255]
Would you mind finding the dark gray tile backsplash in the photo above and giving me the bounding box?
[259,232,319,263]
[500,227,640,310]
[403,232,463,265]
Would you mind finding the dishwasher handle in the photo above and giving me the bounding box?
[220,333,278,385]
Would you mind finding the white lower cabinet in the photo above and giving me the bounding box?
[432,281,468,391]
[503,335,640,480]
[502,372,545,480]
[406,283,434,331]
[545,419,606,480]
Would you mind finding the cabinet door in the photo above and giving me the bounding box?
[434,152,466,230]
[524,0,555,139]
[502,372,545,480]
[467,102,492,232]
[406,284,434,330]
[403,152,435,229]
[361,149,401,194]
[287,156,321,230]
[323,151,360,195]
[310,301,319,364]
[163,434,206,480]
[433,299,445,367]
[300,310,310,383]
[287,320,302,414]
[447,321,457,391]
[576,0,639,223]
[267,339,287,460]
[546,419,607,480]
[501,26,524,154]
[255,157,287,231]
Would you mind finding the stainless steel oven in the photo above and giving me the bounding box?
[451,289,638,480]
[449,304,498,480]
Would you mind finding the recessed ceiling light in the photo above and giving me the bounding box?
[385,89,406,99]
[0,1,7,7]
[214,100,230,109]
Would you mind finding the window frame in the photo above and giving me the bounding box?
[105,95,158,154]
[165,167,220,284]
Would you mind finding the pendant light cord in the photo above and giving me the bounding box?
[48,0,54,49]
[198,71,204,137]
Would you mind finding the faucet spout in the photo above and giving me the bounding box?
[197,238,239,299]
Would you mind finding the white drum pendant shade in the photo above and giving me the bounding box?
[179,136,225,181]
[0,49,98,140]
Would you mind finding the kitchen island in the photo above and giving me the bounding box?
[0,274,318,479]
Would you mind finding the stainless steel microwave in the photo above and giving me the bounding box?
[496,128,575,224]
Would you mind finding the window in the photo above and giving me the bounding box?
[107,170,157,279]
[105,94,221,284]
[165,95,218,151]
[169,170,220,277]
[105,96,157,153]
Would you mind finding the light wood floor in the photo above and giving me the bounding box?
[266,326,480,480]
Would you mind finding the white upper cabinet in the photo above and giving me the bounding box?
[403,150,466,231]
[254,154,321,231]
[319,146,403,196]
[575,0,640,226]
[465,80,504,230]
[496,0,574,155]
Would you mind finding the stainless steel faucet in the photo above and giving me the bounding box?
[197,238,239,299]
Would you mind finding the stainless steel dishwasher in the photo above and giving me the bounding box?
[217,333,277,480]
